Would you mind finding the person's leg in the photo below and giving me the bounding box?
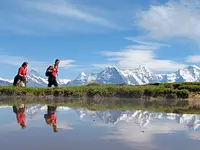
[53,77,58,87]
[48,76,53,87]
[20,77,26,87]
[13,75,20,86]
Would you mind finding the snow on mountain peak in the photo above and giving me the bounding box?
[57,79,71,84]
[75,72,87,80]
[134,65,151,74]
[0,77,13,83]
[81,72,86,76]
[96,66,125,84]
[191,65,200,70]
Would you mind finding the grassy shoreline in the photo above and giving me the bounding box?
[0,82,193,98]
[0,82,200,104]
[0,96,200,114]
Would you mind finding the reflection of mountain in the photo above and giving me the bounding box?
[75,109,200,131]
[1,105,200,131]
[24,105,200,131]
[26,104,46,118]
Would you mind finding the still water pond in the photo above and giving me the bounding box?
[0,104,200,150]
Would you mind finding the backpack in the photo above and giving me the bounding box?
[45,66,52,77]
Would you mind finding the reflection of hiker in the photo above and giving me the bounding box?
[13,62,28,87]
[13,104,26,129]
[45,59,60,87]
[44,106,58,133]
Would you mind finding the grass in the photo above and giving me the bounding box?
[0,83,192,99]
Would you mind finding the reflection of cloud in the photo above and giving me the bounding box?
[101,112,200,149]
[102,121,184,145]
[57,121,73,130]
[189,132,200,141]
[95,122,111,127]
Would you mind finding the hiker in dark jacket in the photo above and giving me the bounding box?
[46,59,60,87]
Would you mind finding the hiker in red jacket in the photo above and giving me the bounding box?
[44,106,58,133]
[46,59,60,87]
[13,62,28,87]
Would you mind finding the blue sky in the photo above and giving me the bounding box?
[1,0,200,79]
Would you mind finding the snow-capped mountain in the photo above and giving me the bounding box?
[26,70,48,87]
[67,65,200,86]
[57,79,71,85]
[67,72,97,86]
[0,78,12,86]
[96,66,125,84]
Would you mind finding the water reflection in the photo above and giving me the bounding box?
[12,104,26,129]
[44,106,58,133]
[0,104,200,150]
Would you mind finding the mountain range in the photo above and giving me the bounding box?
[66,65,200,86]
[1,65,200,87]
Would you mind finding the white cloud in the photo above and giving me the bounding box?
[59,60,76,69]
[100,43,186,71]
[136,0,200,43]
[126,37,170,48]
[0,0,123,34]
[29,0,119,29]
[187,55,200,63]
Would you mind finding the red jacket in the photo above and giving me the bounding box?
[50,114,56,124]
[18,66,27,77]
[16,113,25,124]
[52,65,58,77]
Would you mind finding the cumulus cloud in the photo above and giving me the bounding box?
[136,0,200,43]
[100,42,186,71]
